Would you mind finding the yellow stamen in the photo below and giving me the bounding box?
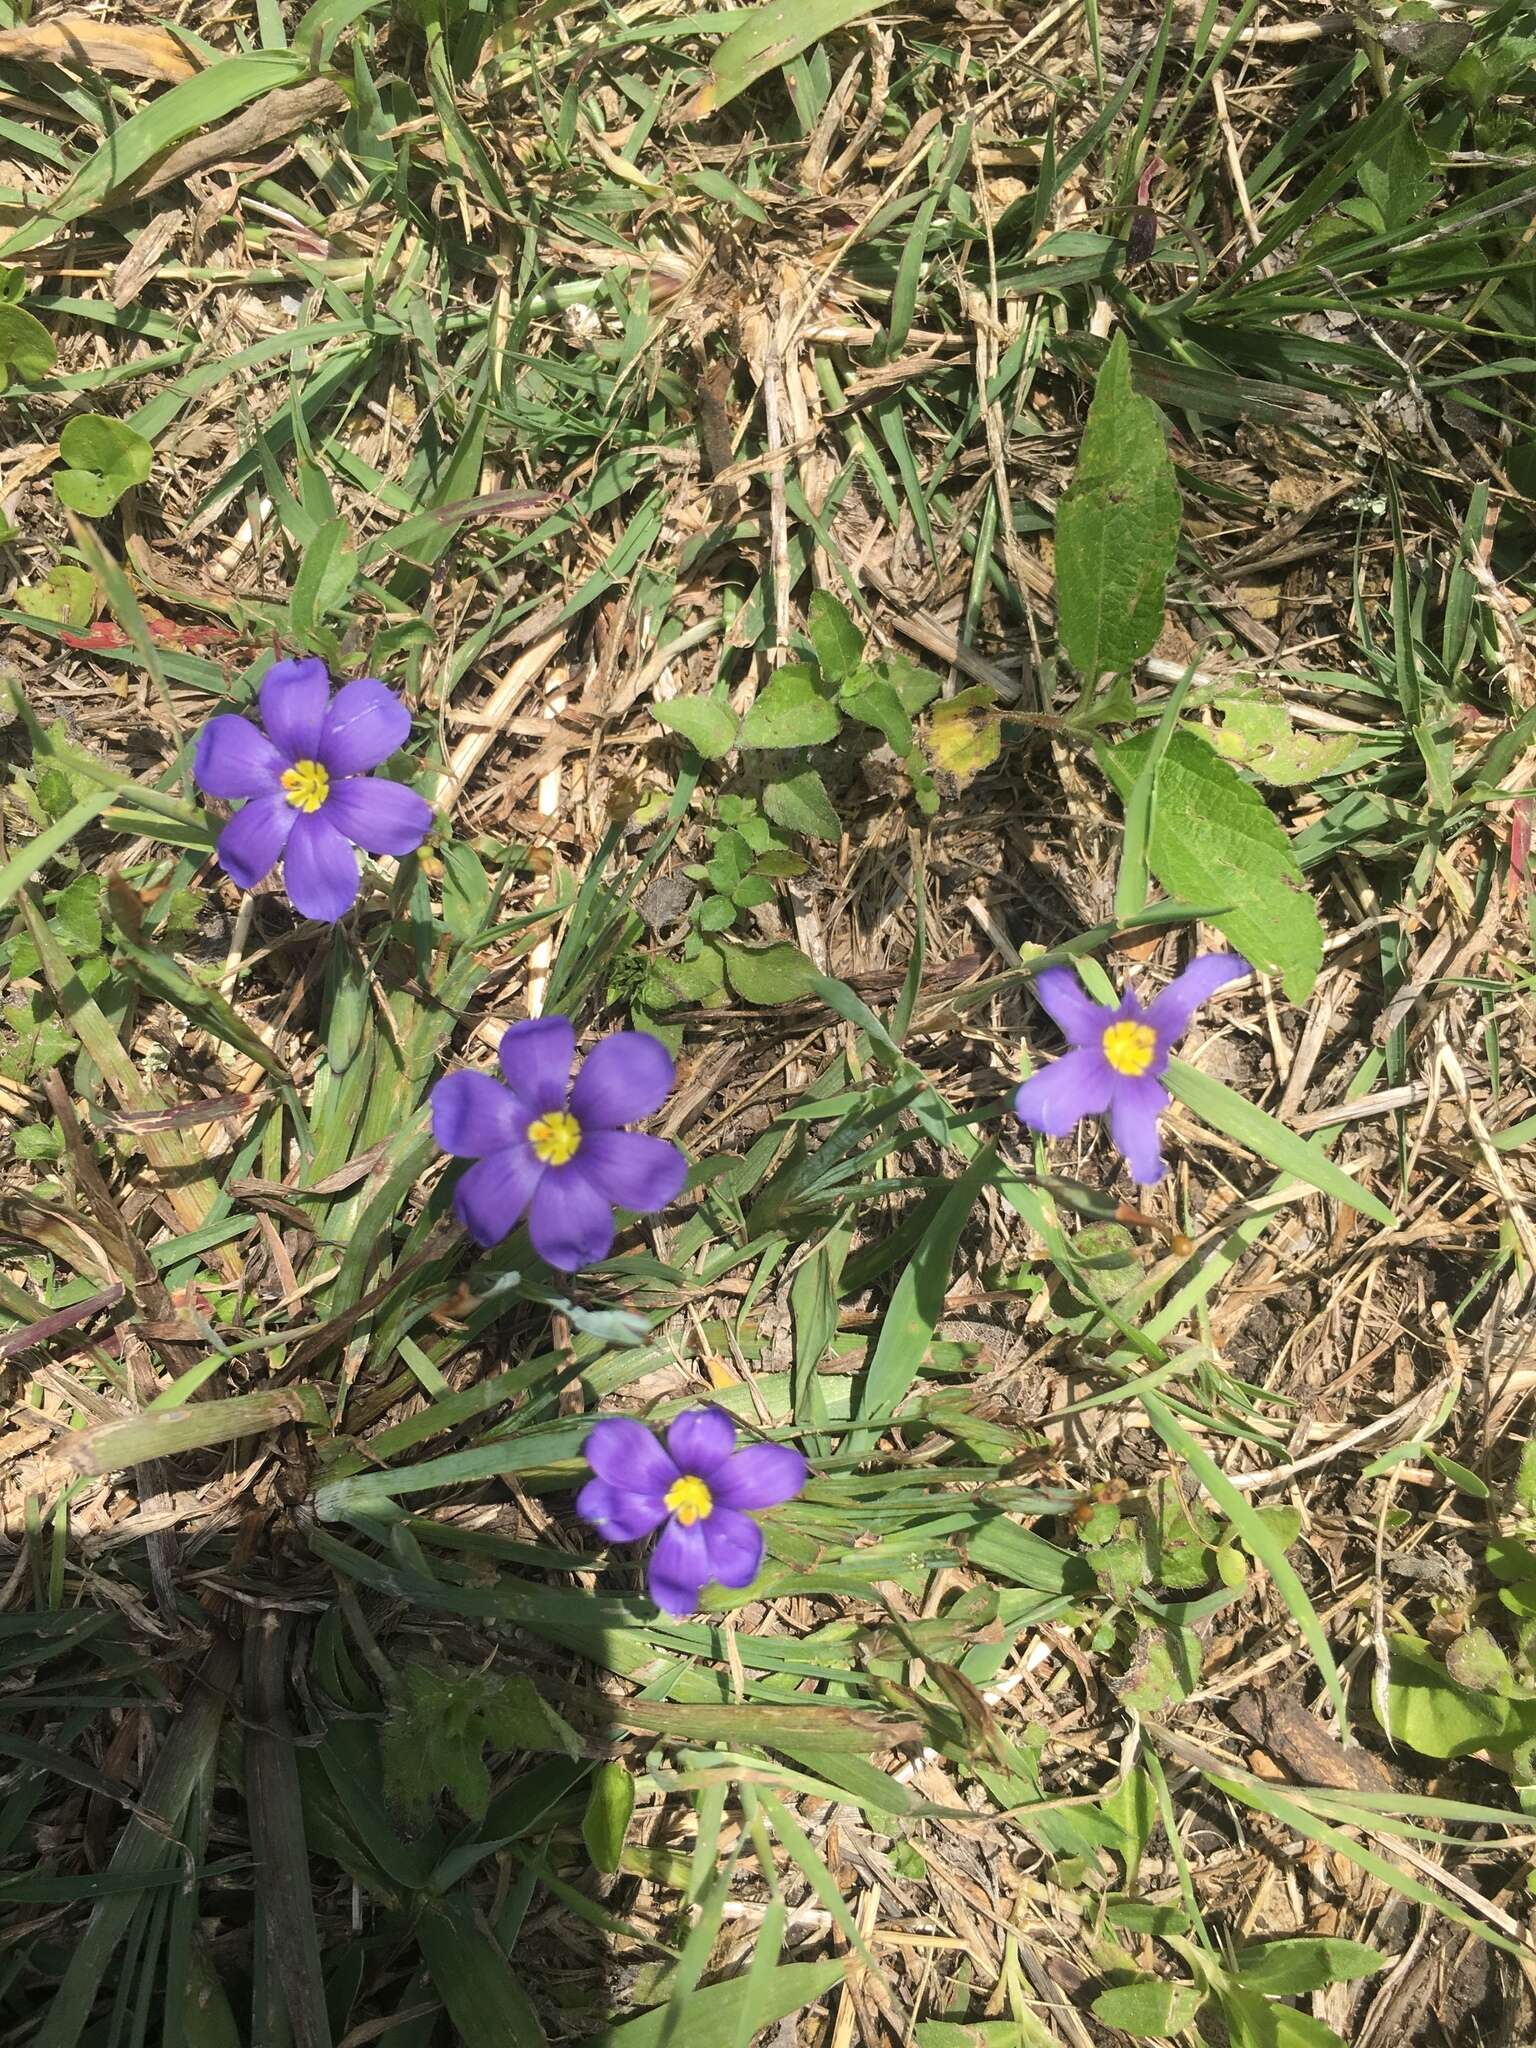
[527,1109,582,1165]
[1102,1019,1157,1078]
[280,758,330,813]
[665,1474,713,1526]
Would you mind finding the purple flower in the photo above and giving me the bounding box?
[430,1018,689,1271]
[193,657,433,923]
[576,1408,807,1615]
[1014,953,1248,1184]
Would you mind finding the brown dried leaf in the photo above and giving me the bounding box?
[0,18,200,82]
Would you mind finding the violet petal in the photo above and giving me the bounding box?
[496,1016,575,1115]
[526,1166,615,1271]
[283,811,360,922]
[648,1518,711,1615]
[322,775,432,856]
[318,678,411,777]
[194,715,284,799]
[1142,953,1249,1047]
[700,1506,765,1590]
[571,1130,687,1216]
[430,1070,526,1157]
[216,792,294,889]
[1032,966,1113,1047]
[1109,1074,1170,1184]
[712,1442,806,1511]
[451,1143,544,1247]
[1013,1044,1115,1137]
[583,1417,679,1495]
[575,1476,669,1544]
[258,658,329,762]
[666,1407,736,1477]
[569,1030,675,1128]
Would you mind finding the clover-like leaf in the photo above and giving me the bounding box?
[53,413,153,516]
[0,301,56,384]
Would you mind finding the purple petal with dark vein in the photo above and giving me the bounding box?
[1032,966,1113,1047]
[1109,1074,1170,1184]
[282,811,360,922]
[194,715,283,799]
[451,1144,544,1247]
[1013,1044,1115,1137]
[430,1070,526,1157]
[568,1030,676,1128]
[712,1442,807,1510]
[496,1015,575,1115]
[258,658,330,762]
[322,775,432,855]
[575,1476,669,1544]
[666,1407,736,1478]
[583,1417,679,1495]
[526,1165,615,1272]
[700,1507,765,1590]
[572,1130,688,1216]
[1142,952,1250,1048]
[318,677,411,776]
[217,792,294,889]
[648,1517,712,1615]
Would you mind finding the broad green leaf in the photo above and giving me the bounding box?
[54,413,153,516]
[807,590,865,682]
[1231,1938,1386,1998]
[850,1143,996,1455]
[1055,331,1180,682]
[653,695,740,760]
[689,0,886,114]
[1444,1627,1511,1695]
[582,1761,634,1876]
[290,514,358,635]
[738,665,841,749]
[13,564,96,628]
[1090,1976,1205,2038]
[926,685,1001,780]
[762,767,841,841]
[51,874,101,955]
[1358,101,1434,232]
[1119,1626,1201,1714]
[840,672,912,753]
[579,1960,845,2047]
[441,841,493,941]
[416,1897,550,2048]
[1101,728,1323,999]
[1210,692,1358,786]
[1221,1985,1349,2048]
[1378,1635,1512,1758]
[1163,1059,1395,1224]
[0,300,56,382]
[716,938,819,1005]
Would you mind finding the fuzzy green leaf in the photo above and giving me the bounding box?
[0,301,56,383]
[807,591,864,682]
[654,695,740,760]
[583,1762,635,1875]
[1055,332,1180,681]
[762,767,841,841]
[738,665,841,749]
[717,938,819,1005]
[54,413,153,516]
[1090,1976,1205,2039]
[1101,727,1323,999]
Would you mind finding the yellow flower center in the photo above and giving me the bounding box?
[1102,1019,1157,1078]
[280,758,330,813]
[527,1110,582,1165]
[664,1474,713,1526]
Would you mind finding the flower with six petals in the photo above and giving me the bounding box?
[576,1408,806,1615]
[1013,953,1248,1184]
[430,1017,688,1271]
[193,657,433,923]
